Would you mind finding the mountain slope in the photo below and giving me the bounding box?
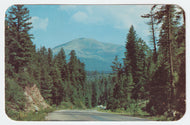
[53,38,125,72]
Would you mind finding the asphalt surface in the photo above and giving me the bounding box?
[46,110,151,121]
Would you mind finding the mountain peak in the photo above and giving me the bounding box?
[53,38,125,72]
[66,38,103,46]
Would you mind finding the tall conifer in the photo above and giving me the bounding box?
[6,5,35,73]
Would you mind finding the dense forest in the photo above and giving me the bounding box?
[5,5,185,120]
[5,5,89,117]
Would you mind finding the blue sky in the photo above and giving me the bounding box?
[23,5,153,49]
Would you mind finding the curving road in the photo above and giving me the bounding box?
[46,110,151,121]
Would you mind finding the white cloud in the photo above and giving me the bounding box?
[72,11,88,22]
[58,5,152,30]
[71,10,103,24]
[103,5,152,29]
[31,16,48,31]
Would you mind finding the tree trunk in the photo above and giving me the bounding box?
[167,6,175,111]
[150,11,157,63]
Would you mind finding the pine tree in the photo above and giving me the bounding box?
[154,5,180,113]
[6,5,35,73]
[5,16,15,77]
[173,9,185,118]
[68,50,78,83]
[91,82,97,107]
[38,47,53,103]
[40,68,53,104]
[124,25,140,101]
[141,5,158,63]
[143,5,186,118]
[49,64,64,106]
[54,48,68,82]
[47,48,53,67]
[145,64,170,115]
[54,48,69,101]
[67,50,86,104]
[124,25,137,77]
[111,56,122,74]
[136,38,149,99]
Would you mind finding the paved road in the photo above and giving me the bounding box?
[46,110,151,121]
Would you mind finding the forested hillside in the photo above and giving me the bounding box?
[5,5,185,121]
[5,5,90,120]
[105,5,185,120]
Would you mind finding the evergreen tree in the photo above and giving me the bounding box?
[152,5,180,113]
[145,64,170,115]
[173,13,185,118]
[143,5,185,118]
[124,25,138,79]
[91,82,97,107]
[54,48,68,82]
[49,64,64,105]
[33,47,53,104]
[141,5,158,63]
[68,50,78,83]
[84,81,92,108]
[124,25,139,101]
[40,68,53,104]
[67,50,86,104]
[111,56,122,75]
[6,5,35,73]
[136,38,149,99]
[48,48,53,67]
[5,16,15,77]
[54,48,70,101]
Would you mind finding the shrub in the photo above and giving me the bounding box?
[5,78,26,111]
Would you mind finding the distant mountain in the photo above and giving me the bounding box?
[53,38,125,72]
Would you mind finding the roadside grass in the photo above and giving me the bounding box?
[6,101,80,121]
[98,109,173,121]
[56,101,87,110]
[6,107,56,121]
[19,107,55,121]
[97,102,173,121]
[12,101,88,121]
[7,101,173,121]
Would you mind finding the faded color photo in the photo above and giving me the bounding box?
[5,5,185,121]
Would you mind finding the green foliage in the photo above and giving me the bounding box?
[124,25,138,80]
[174,25,185,118]
[145,64,170,115]
[7,107,55,121]
[54,48,68,82]
[5,106,20,120]
[141,6,158,63]
[6,5,35,73]
[111,56,122,75]
[91,82,98,107]
[49,65,64,106]
[142,5,185,119]
[124,26,148,101]
[73,99,86,109]
[5,5,88,120]
[17,71,36,87]
[5,78,26,111]
[5,4,185,121]
[106,5,185,120]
